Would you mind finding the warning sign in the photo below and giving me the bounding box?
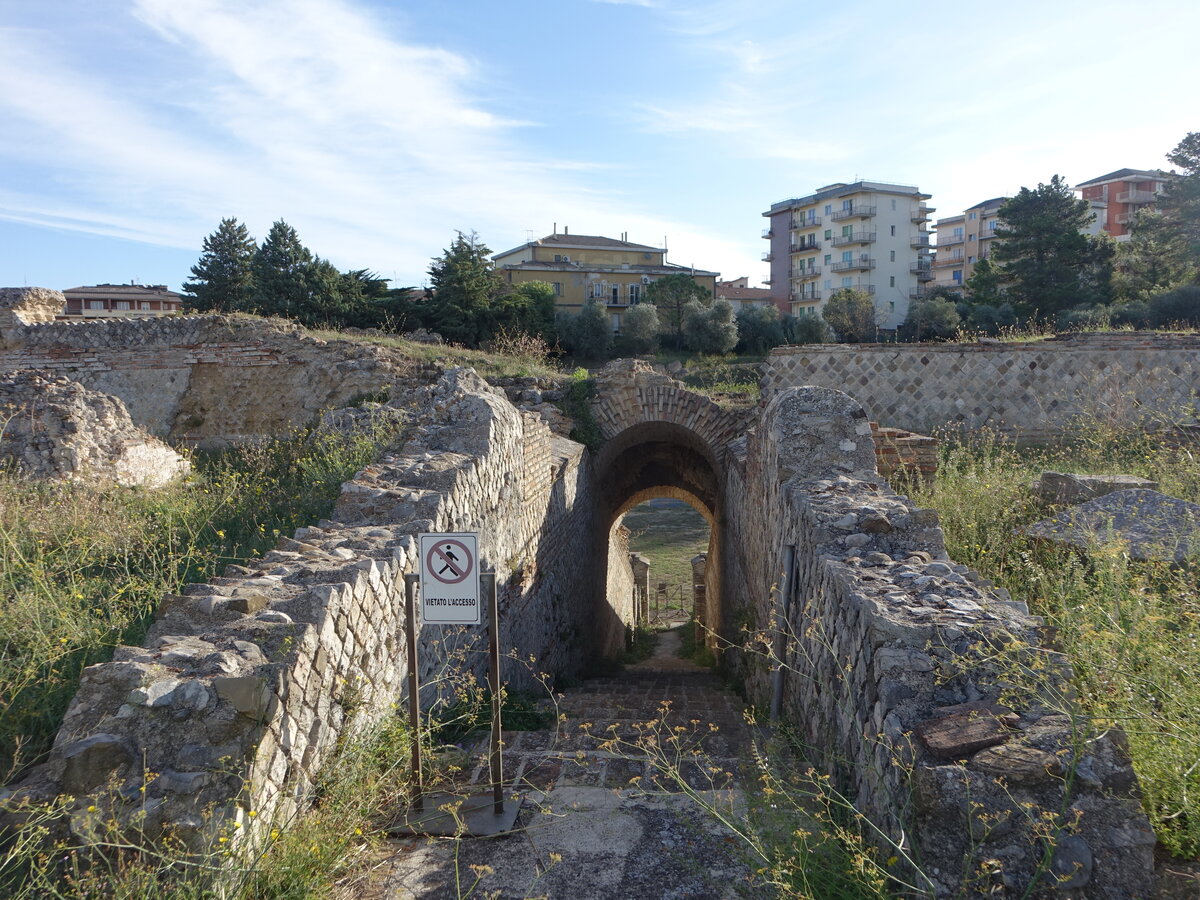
[417,533,480,624]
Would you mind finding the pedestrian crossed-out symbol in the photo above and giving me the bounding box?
[426,538,473,585]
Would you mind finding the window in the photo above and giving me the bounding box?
[968,234,974,241]
[890,250,895,262]
[841,225,851,238]
[842,250,853,262]
[824,204,832,214]
[139,301,151,310]
[890,225,896,236]
[968,256,975,264]
[629,283,640,305]
[611,285,620,304]
[553,282,562,296]
[891,199,897,210]
[115,301,130,310]
[987,220,997,233]
[842,277,852,288]
[824,254,831,264]
[612,314,621,333]
[889,276,895,287]
[86,300,104,309]
[554,254,563,262]
[592,281,603,298]
[824,280,832,290]
[953,226,964,239]
[889,301,895,312]
[952,270,963,283]
[842,199,853,211]
[969,212,977,220]
[824,229,832,240]
[953,248,963,259]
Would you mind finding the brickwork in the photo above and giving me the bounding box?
[871,422,938,484]
[763,332,1200,440]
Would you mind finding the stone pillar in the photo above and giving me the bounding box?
[690,553,707,636]
[628,553,650,625]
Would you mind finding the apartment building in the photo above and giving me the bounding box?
[493,228,718,332]
[1074,168,1170,241]
[931,197,1005,289]
[762,181,934,329]
[61,283,183,319]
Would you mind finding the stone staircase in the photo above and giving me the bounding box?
[359,627,759,899]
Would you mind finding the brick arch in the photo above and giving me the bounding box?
[589,360,752,472]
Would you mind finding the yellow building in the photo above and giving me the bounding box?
[493,229,718,332]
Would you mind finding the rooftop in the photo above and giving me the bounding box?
[765,180,931,216]
[63,283,183,299]
[1075,168,1169,188]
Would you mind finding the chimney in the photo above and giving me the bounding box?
[564,225,568,235]
[553,222,557,236]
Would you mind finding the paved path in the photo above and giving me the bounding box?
[355,626,759,899]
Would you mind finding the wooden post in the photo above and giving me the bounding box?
[404,572,423,812]
[482,571,503,816]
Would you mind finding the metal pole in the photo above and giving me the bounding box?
[404,573,423,812]
[483,571,503,815]
[769,546,795,720]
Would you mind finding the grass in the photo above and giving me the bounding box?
[622,498,711,594]
[903,425,1200,859]
[0,418,405,784]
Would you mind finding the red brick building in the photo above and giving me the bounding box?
[1074,168,1170,241]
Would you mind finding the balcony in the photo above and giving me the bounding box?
[791,290,822,303]
[910,287,929,300]
[762,251,774,262]
[911,263,934,281]
[832,283,875,295]
[831,257,875,272]
[1116,189,1156,204]
[830,231,876,247]
[937,234,964,246]
[791,266,821,281]
[830,205,877,222]
[790,241,820,254]
[791,215,822,229]
[911,205,934,222]
[911,234,931,249]
[762,228,773,239]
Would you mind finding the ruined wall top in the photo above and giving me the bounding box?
[0,287,66,337]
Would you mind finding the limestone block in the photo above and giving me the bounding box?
[1035,471,1159,504]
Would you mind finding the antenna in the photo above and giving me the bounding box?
[525,229,535,242]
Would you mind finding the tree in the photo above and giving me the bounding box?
[735,305,786,355]
[184,218,256,312]
[682,297,738,354]
[821,288,879,342]
[899,296,961,342]
[616,303,660,355]
[1158,131,1200,261]
[645,273,713,348]
[781,312,830,345]
[1115,210,1197,301]
[992,175,1113,318]
[426,231,504,346]
[964,257,1003,307]
[252,220,313,319]
[568,298,613,359]
[496,281,557,340]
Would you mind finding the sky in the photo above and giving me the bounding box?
[0,0,1197,293]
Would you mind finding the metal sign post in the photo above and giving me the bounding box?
[391,536,519,837]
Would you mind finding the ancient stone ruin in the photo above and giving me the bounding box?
[0,308,1179,897]
[0,370,190,487]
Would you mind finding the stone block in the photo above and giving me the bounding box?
[916,712,1011,759]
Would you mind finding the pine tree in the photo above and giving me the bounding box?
[1117,210,1197,301]
[425,231,504,346]
[1158,132,1200,264]
[251,220,313,319]
[993,175,1112,317]
[184,218,256,312]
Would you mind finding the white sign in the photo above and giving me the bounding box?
[417,532,480,625]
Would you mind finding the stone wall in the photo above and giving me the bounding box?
[721,386,1154,898]
[762,332,1200,440]
[8,369,608,856]
[0,287,66,333]
[0,314,424,447]
[605,525,637,654]
[0,371,190,488]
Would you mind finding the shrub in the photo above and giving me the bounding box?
[617,302,660,355]
[781,312,831,345]
[821,289,878,342]
[1149,284,1200,328]
[682,298,738,355]
[899,296,961,341]
[735,305,786,355]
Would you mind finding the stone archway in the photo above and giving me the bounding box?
[589,361,752,653]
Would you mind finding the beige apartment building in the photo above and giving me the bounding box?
[492,229,718,332]
[931,197,1005,290]
[762,181,934,329]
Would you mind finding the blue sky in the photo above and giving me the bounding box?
[1,0,1196,293]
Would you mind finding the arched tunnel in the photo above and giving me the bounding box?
[592,420,724,657]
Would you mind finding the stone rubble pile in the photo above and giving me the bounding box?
[0,370,190,487]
